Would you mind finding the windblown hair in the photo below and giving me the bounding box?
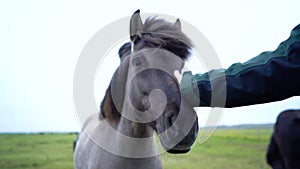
[132,17,193,60]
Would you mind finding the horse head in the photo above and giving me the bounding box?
[101,10,198,154]
[130,10,198,153]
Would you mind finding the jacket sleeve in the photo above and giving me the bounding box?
[181,24,300,108]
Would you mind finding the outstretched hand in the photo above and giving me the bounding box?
[174,65,190,85]
[174,68,200,107]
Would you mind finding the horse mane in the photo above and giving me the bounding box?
[100,83,121,122]
[133,17,193,60]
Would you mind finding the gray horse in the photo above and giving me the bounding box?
[74,10,199,169]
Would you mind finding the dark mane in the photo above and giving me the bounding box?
[132,17,193,60]
[100,84,121,122]
[99,43,131,122]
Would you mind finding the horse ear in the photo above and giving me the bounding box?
[174,18,181,30]
[130,9,143,40]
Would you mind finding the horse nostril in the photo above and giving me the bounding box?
[166,112,179,137]
[168,115,173,127]
[167,113,176,127]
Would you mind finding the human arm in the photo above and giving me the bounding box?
[178,24,300,107]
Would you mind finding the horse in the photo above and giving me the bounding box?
[74,10,199,169]
[267,109,300,169]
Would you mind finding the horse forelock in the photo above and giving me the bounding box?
[133,17,193,60]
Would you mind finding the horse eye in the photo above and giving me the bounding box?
[132,58,142,66]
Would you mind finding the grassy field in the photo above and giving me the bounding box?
[0,128,273,169]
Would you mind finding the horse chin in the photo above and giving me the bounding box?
[160,139,192,154]
[167,148,191,154]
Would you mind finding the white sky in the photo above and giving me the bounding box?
[0,0,299,132]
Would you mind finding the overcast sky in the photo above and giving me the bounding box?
[0,0,299,132]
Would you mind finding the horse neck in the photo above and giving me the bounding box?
[117,115,154,138]
[110,113,162,169]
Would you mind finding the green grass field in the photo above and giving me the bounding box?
[0,128,273,169]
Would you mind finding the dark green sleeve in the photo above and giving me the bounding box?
[181,24,300,107]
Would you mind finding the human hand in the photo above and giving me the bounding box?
[174,70,182,84]
[174,65,190,85]
[174,66,200,107]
